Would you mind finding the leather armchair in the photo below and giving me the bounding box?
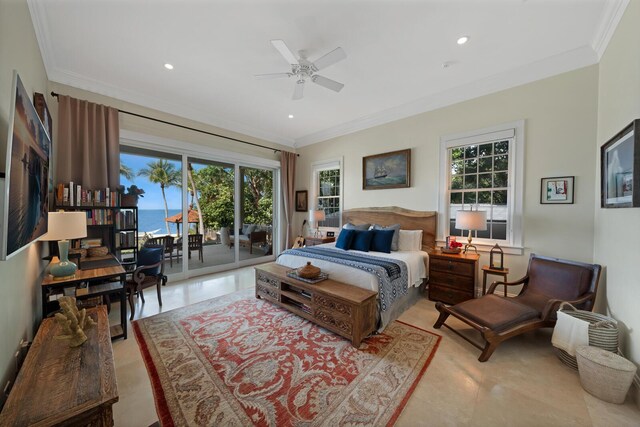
[433,254,601,362]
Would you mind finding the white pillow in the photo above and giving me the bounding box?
[398,229,423,251]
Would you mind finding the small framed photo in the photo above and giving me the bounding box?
[295,190,308,212]
[601,119,639,208]
[540,176,575,204]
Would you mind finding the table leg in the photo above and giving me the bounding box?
[120,274,127,339]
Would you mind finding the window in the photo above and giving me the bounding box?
[439,121,524,252]
[311,159,342,228]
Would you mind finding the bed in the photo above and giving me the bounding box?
[277,207,436,330]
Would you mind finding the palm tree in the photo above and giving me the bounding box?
[120,163,135,181]
[138,159,181,235]
[187,163,204,237]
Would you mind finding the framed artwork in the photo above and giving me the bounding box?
[540,176,574,204]
[601,119,639,208]
[363,148,411,190]
[295,190,308,212]
[33,92,52,140]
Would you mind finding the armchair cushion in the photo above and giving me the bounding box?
[453,295,539,332]
[137,246,163,276]
[528,258,595,302]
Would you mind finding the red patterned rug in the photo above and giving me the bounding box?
[133,290,441,426]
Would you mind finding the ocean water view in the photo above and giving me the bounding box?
[139,209,181,235]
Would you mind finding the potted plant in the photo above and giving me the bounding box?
[118,185,145,207]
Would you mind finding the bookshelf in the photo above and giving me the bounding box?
[54,183,139,271]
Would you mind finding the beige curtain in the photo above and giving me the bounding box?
[56,95,120,189]
[280,151,297,248]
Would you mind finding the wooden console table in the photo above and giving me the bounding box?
[41,255,127,339]
[0,306,118,426]
[255,263,377,347]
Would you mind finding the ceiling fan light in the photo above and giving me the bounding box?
[457,36,469,45]
[164,63,174,70]
[288,114,294,119]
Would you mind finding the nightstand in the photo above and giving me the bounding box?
[428,250,480,304]
[304,236,336,246]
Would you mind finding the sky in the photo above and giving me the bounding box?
[120,153,182,210]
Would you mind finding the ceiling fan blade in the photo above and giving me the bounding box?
[311,75,344,92]
[292,81,305,100]
[271,39,299,65]
[254,73,291,80]
[311,47,346,71]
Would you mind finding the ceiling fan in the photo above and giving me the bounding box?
[255,39,347,100]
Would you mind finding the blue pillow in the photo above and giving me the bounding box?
[370,229,395,253]
[350,230,374,252]
[137,246,163,276]
[335,229,355,250]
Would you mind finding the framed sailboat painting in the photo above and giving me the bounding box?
[363,149,411,190]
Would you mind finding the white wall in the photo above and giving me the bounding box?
[296,65,599,281]
[0,0,49,397]
[595,0,640,369]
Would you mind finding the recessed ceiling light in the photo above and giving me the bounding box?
[288,114,294,119]
[164,63,174,70]
[457,36,469,45]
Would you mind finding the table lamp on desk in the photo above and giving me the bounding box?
[455,208,487,254]
[309,209,325,238]
[42,211,87,279]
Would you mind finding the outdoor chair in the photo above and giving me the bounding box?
[188,233,204,262]
[146,235,175,267]
[125,242,167,320]
[433,254,601,362]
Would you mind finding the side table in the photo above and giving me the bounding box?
[481,265,509,296]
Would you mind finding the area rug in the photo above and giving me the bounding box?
[133,290,441,426]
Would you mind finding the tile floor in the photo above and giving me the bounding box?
[111,266,640,426]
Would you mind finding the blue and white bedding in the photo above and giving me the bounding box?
[277,242,429,330]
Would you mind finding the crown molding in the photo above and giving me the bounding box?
[27,0,56,78]
[592,0,629,60]
[294,45,598,147]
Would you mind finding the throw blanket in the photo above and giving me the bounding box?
[280,247,409,313]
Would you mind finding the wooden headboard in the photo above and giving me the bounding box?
[342,207,437,252]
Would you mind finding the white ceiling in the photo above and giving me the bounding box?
[28,0,627,148]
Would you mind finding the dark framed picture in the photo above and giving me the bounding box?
[601,119,639,208]
[363,148,411,190]
[295,190,308,212]
[540,176,574,204]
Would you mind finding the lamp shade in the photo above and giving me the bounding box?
[455,210,487,231]
[42,212,88,241]
[309,209,326,223]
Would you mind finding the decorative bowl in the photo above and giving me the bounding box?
[441,247,461,254]
[297,262,321,279]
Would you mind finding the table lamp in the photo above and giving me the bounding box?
[455,209,487,254]
[309,209,326,238]
[42,211,87,279]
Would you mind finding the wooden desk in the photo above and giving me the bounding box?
[42,255,127,339]
[0,307,118,426]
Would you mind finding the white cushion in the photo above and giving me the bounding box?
[398,230,423,251]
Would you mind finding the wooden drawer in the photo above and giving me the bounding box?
[256,271,280,289]
[429,285,473,305]
[430,258,474,277]
[429,271,474,291]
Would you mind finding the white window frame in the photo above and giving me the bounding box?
[438,121,524,255]
[310,157,343,228]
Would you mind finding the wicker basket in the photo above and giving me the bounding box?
[87,246,109,257]
[576,345,636,404]
[555,302,618,370]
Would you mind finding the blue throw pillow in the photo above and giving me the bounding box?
[370,229,395,253]
[373,223,401,251]
[335,229,355,250]
[350,230,374,252]
[137,246,163,276]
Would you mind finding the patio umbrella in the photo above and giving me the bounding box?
[165,209,201,236]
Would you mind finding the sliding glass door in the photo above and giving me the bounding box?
[120,144,277,279]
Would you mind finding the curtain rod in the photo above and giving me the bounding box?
[50,91,298,156]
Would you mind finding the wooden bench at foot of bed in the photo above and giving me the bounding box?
[255,263,377,347]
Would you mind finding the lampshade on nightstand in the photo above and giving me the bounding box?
[455,209,487,254]
[42,212,87,279]
[309,209,326,238]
